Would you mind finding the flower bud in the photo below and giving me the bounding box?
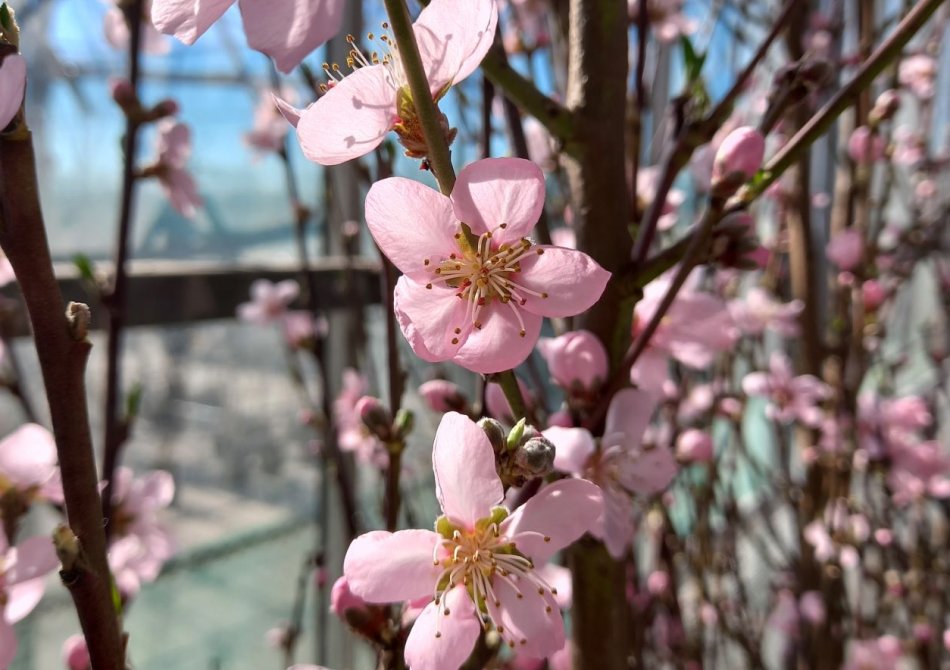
[150,98,179,118]
[418,379,469,413]
[675,429,714,463]
[536,330,608,393]
[826,229,863,270]
[861,279,888,311]
[847,126,885,165]
[870,89,901,124]
[393,408,414,440]
[477,417,507,453]
[330,576,368,620]
[512,435,556,478]
[711,127,765,194]
[109,77,138,111]
[62,635,91,670]
[355,396,392,441]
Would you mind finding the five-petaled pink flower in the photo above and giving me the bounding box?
[0,533,59,668]
[148,119,202,218]
[294,0,497,165]
[366,158,610,374]
[343,412,602,670]
[742,352,830,427]
[0,54,26,131]
[543,388,677,559]
[151,0,344,74]
[237,279,300,324]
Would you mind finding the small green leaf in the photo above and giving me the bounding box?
[73,253,96,283]
[680,35,707,83]
[125,383,143,420]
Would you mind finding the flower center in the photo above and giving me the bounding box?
[430,512,558,649]
[423,225,549,343]
[320,26,409,94]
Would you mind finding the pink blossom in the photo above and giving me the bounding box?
[844,636,903,670]
[898,53,937,99]
[799,591,826,625]
[637,166,685,231]
[244,89,294,155]
[294,0,497,165]
[330,575,368,620]
[857,393,931,458]
[0,423,64,505]
[728,287,803,338]
[742,352,830,427]
[892,126,926,165]
[343,412,602,669]
[631,270,738,395]
[281,311,326,349]
[550,227,576,249]
[103,2,170,56]
[418,379,469,414]
[523,117,557,171]
[675,429,713,463]
[107,468,176,597]
[0,54,26,131]
[537,330,608,393]
[826,229,864,270]
[237,279,300,324]
[887,440,950,505]
[0,533,59,668]
[847,126,885,165]
[62,634,91,670]
[334,369,385,466]
[151,0,343,73]
[544,389,677,559]
[630,0,697,42]
[861,279,888,311]
[150,119,202,218]
[366,158,609,374]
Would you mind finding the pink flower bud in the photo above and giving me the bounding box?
[62,635,91,670]
[826,229,864,270]
[861,279,888,311]
[355,396,392,439]
[913,622,933,643]
[870,89,901,122]
[799,591,826,625]
[330,576,368,619]
[711,126,766,189]
[847,126,885,165]
[646,570,670,596]
[418,379,469,413]
[537,330,608,392]
[109,77,136,107]
[675,429,714,463]
[152,98,179,118]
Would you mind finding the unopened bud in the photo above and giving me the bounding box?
[109,77,137,109]
[149,98,179,119]
[355,396,392,441]
[675,429,713,463]
[418,379,469,413]
[512,435,556,478]
[0,3,21,48]
[62,634,91,670]
[393,407,414,440]
[66,302,91,341]
[477,417,506,453]
[870,89,900,124]
[711,127,765,195]
[847,126,885,165]
[861,279,888,311]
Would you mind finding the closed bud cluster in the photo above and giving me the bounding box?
[477,417,507,453]
[496,421,556,487]
[711,127,765,197]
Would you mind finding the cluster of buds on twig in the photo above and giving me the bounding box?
[357,396,413,446]
[478,417,556,488]
[110,78,178,125]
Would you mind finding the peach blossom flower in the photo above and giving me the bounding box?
[0,54,26,131]
[0,534,59,668]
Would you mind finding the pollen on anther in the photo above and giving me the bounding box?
[451,337,459,345]
[474,321,483,329]
[500,223,508,229]
[516,593,524,600]
[443,608,451,616]
[541,292,549,298]
[519,329,526,337]
[424,258,430,266]
[435,632,442,639]
[543,535,551,542]
[454,328,461,334]
[536,248,545,255]
[545,606,553,613]
[426,283,433,289]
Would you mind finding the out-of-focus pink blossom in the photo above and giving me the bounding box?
[742,352,830,427]
[887,440,950,505]
[675,429,713,463]
[343,412,602,669]
[281,311,326,349]
[330,575,368,619]
[826,229,864,270]
[847,126,885,165]
[857,393,931,458]
[631,270,738,396]
[103,2,170,56]
[630,0,697,42]
[544,389,677,559]
[537,330,608,394]
[523,117,557,172]
[892,126,926,165]
[646,570,670,596]
[0,533,59,668]
[0,54,27,131]
[149,119,202,218]
[152,0,343,73]
[237,279,300,324]
[898,53,937,99]
[62,634,91,670]
[799,591,826,625]
[637,166,684,231]
[418,379,469,414]
[0,423,63,506]
[861,279,888,311]
[365,158,609,374]
[294,0,496,164]
[334,368,385,466]
[244,89,294,155]
[728,287,803,338]
[844,635,904,670]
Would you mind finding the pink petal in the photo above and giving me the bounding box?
[615,447,678,495]
[414,0,498,93]
[6,536,58,585]
[365,177,458,281]
[0,620,16,669]
[161,167,202,218]
[343,529,441,603]
[151,0,236,45]
[0,54,27,131]
[393,277,473,362]
[514,247,610,318]
[404,586,480,670]
[630,348,669,396]
[136,470,175,511]
[239,0,344,74]
[433,412,503,528]
[451,305,542,374]
[599,486,635,559]
[272,94,304,128]
[488,575,565,658]
[604,388,658,447]
[503,478,603,563]
[295,65,396,165]
[451,158,545,241]
[5,577,45,624]
[742,372,771,396]
[543,427,595,475]
[0,423,58,489]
